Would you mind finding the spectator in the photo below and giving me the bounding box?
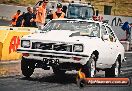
[62,5,67,14]
[16,12,25,27]
[11,10,21,27]
[121,22,131,41]
[36,0,48,30]
[47,3,65,20]
[30,8,37,27]
[21,7,35,27]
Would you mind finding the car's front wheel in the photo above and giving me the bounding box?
[82,54,96,77]
[105,57,121,77]
[21,57,35,78]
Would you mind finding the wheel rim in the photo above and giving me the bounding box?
[90,59,96,77]
[115,61,119,76]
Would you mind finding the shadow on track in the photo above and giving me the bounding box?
[20,73,77,84]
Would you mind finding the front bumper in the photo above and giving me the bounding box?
[17,48,89,65]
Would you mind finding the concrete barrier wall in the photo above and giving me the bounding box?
[0,27,38,61]
[0,30,30,61]
[0,42,3,60]
[0,26,38,31]
[101,15,132,40]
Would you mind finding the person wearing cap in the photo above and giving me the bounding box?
[48,3,65,20]
[35,0,48,29]
[11,10,21,27]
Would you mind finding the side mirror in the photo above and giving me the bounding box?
[102,35,109,41]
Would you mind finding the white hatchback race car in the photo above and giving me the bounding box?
[17,19,125,78]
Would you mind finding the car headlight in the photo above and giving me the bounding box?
[21,40,30,48]
[73,44,83,52]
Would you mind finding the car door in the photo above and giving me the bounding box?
[96,24,112,66]
[106,26,119,63]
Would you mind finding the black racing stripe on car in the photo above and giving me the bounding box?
[17,49,89,57]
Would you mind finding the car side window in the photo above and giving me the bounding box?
[90,23,100,37]
[101,25,107,36]
[106,26,116,42]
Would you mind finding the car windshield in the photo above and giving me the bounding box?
[67,4,94,19]
[42,20,100,37]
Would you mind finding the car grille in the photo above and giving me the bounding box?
[32,42,72,52]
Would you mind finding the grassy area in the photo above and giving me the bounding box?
[0,0,36,6]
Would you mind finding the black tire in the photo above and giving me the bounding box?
[77,79,86,88]
[105,57,121,77]
[82,54,96,77]
[52,67,66,75]
[21,57,34,78]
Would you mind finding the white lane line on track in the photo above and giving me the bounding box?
[125,51,132,53]
[0,60,20,64]
[0,4,26,8]
[121,67,132,71]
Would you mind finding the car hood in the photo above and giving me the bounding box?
[22,30,98,43]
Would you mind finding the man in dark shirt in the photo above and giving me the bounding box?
[21,7,36,27]
[30,8,37,27]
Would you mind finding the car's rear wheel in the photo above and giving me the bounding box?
[82,54,96,77]
[21,57,34,78]
[52,67,66,75]
[105,57,121,77]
